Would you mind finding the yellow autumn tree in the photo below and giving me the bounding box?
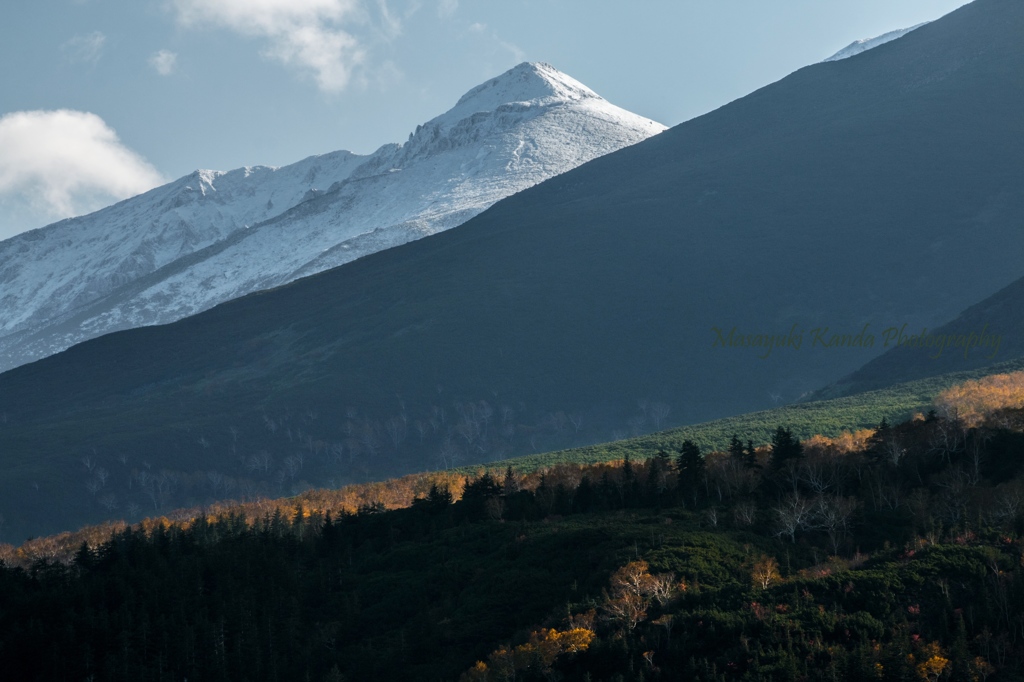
[911,642,949,682]
[459,628,596,682]
[803,428,875,457]
[751,555,782,590]
[971,656,996,681]
[602,560,679,630]
[459,661,490,682]
[935,371,1024,427]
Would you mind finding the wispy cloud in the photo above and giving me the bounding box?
[466,23,524,63]
[0,110,165,226]
[437,0,457,19]
[61,31,106,65]
[496,37,525,63]
[149,49,178,75]
[171,0,368,92]
[376,0,404,40]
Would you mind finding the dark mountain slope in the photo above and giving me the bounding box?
[1,0,1023,540]
[814,273,1024,399]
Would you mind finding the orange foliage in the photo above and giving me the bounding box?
[935,371,1024,427]
[602,560,678,629]
[3,462,610,567]
[459,627,595,682]
[0,520,131,567]
[803,429,875,457]
[972,656,996,681]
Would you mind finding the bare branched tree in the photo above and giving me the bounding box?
[772,493,816,543]
[207,470,225,494]
[988,481,1024,528]
[934,466,975,526]
[627,415,647,437]
[814,495,857,555]
[928,418,965,465]
[733,501,758,527]
[650,402,670,430]
[881,432,908,468]
[247,451,273,475]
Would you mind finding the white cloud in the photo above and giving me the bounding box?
[497,37,525,63]
[172,0,368,92]
[437,0,457,19]
[0,110,166,227]
[61,31,106,65]
[149,49,178,75]
[465,24,525,63]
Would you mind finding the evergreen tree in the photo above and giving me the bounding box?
[412,483,453,515]
[319,511,338,549]
[503,465,521,494]
[598,470,617,510]
[654,449,672,470]
[574,475,594,513]
[645,453,670,507]
[427,483,453,507]
[621,455,636,506]
[950,614,972,680]
[459,473,502,521]
[745,439,760,470]
[676,440,704,506]
[73,542,94,571]
[866,417,892,465]
[769,426,803,471]
[728,434,745,462]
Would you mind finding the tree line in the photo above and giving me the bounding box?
[2,389,1024,679]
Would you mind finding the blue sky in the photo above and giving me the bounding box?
[0,0,971,240]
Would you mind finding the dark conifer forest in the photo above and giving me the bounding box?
[2,374,1024,681]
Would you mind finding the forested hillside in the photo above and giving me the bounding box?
[3,373,1024,680]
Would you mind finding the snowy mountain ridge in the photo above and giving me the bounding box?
[0,150,365,332]
[823,23,930,62]
[0,62,665,372]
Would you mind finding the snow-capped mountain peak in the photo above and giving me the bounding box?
[450,62,598,117]
[0,64,666,372]
[823,23,929,62]
[388,62,651,170]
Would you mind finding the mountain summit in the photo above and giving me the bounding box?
[449,61,599,116]
[823,23,929,62]
[0,63,664,372]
